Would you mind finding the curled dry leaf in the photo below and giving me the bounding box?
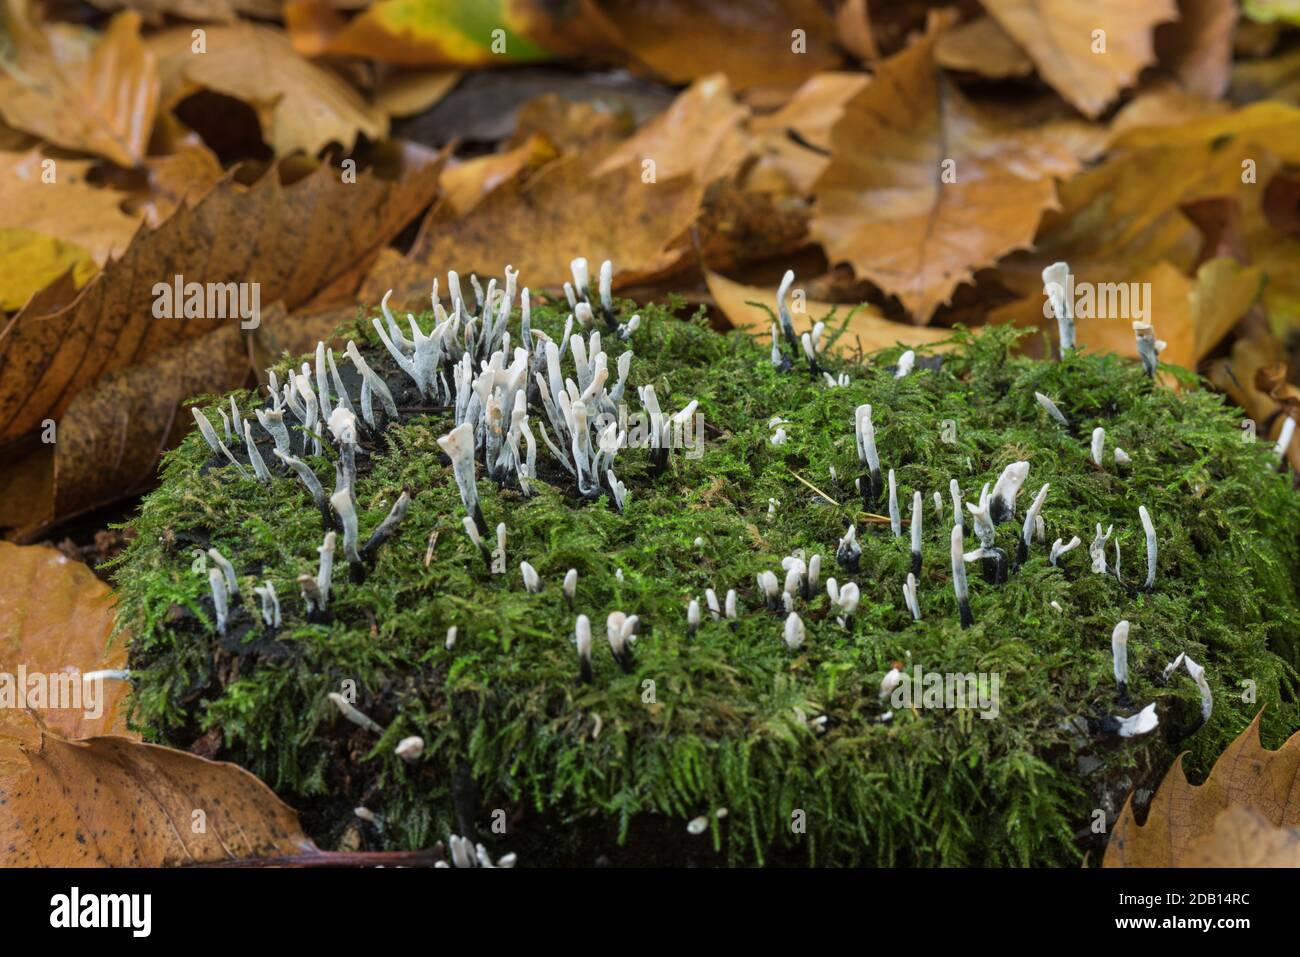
[0,732,317,866]
[440,132,558,216]
[0,541,130,740]
[147,23,388,157]
[1104,710,1300,867]
[0,153,444,447]
[812,16,1084,323]
[0,6,159,168]
[704,269,951,356]
[982,0,1179,118]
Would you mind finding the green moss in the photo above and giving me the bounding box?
[110,296,1300,866]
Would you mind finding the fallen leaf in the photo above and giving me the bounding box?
[508,93,634,154]
[704,269,951,354]
[440,132,558,216]
[0,153,444,446]
[374,154,703,303]
[372,68,463,118]
[982,0,1179,118]
[935,16,1034,78]
[597,0,842,91]
[0,732,317,866]
[0,150,143,308]
[1243,0,1300,25]
[292,0,619,67]
[811,17,1082,322]
[86,0,276,22]
[834,0,878,62]
[1229,46,1300,105]
[1183,805,1300,866]
[1104,710,1300,867]
[1107,83,1230,143]
[0,231,97,313]
[137,140,227,226]
[594,74,752,184]
[1155,0,1239,99]
[148,23,388,157]
[0,5,159,167]
[0,541,130,740]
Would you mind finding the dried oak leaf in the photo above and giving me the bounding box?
[811,17,1084,323]
[1104,710,1300,867]
[0,732,317,866]
[147,23,387,157]
[981,0,1179,118]
[0,541,130,740]
[0,6,159,168]
[0,153,443,447]
[705,269,951,356]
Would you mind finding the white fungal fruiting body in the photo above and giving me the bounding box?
[1043,261,1075,353]
[989,461,1029,522]
[1049,535,1081,565]
[1090,427,1105,468]
[207,567,229,636]
[1139,504,1157,590]
[687,599,701,632]
[1034,391,1070,428]
[328,692,384,734]
[520,561,541,593]
[966,483,995,548]
[1111,620,1130,688]
[207,548,239,597]
[888,469,900,537]
[783,612,805,652]
[563,568,577,603]
[902,573,921,621]
[895,350,915,378]
[330,489,362,562]
[445,626,457,650]
[1021,483,1050,547]
[1275,416,1297,459]
[395,736,425,762]
[1116,702,1159,738]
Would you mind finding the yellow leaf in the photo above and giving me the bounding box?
[0,229,96,311]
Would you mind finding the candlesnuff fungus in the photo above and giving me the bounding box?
[521,561,541,594]
[243,420,272,483]
[951,524,973,628]
[1139,505,1157,591]
[783,612,805,652]
[328,692,384,735]
[207,567,229,636]
[191,406,247,474]
[118,260,1300,867]
[1111,620,1130,704]
[1049,535,1081,566]
[1035,391,1070,429]
[1042,261,1075,355]
[606,612,636,672]
[575,614,593,684]
[362,491,411,561]
[1090,428,1105,468]
[395,736,425,762]
[207,547,239,597]
[888,469,901,537]
[563,568,577,606]
[254,581,281,629]
[854,404,882,508]
[989,461,1029,524]
[910,491,923,577]
[687,599,701,635]
[1132,321,1163,378]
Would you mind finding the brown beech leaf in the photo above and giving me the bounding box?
[834,0,878,62]
[0,5,159,168]
[1104,710,1300,867]
[747,71,868,195]
[1183,806,1300,866]
[598,0,842,91]
[86,0,278,22]
[137,140,227,226]
[0,153,444,447]
[372,154,704,304]
[1155,0,1239,100]
[594,74,752,184]
[440,132,558,216]
[148,23,388,157]
[811,18,1082,323]
[0,732,317,866]
[982,0,1179,118]
[705,269,951,355]
[935,15,1034,78]
[372,68,463,119]
[0,541,130,740]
